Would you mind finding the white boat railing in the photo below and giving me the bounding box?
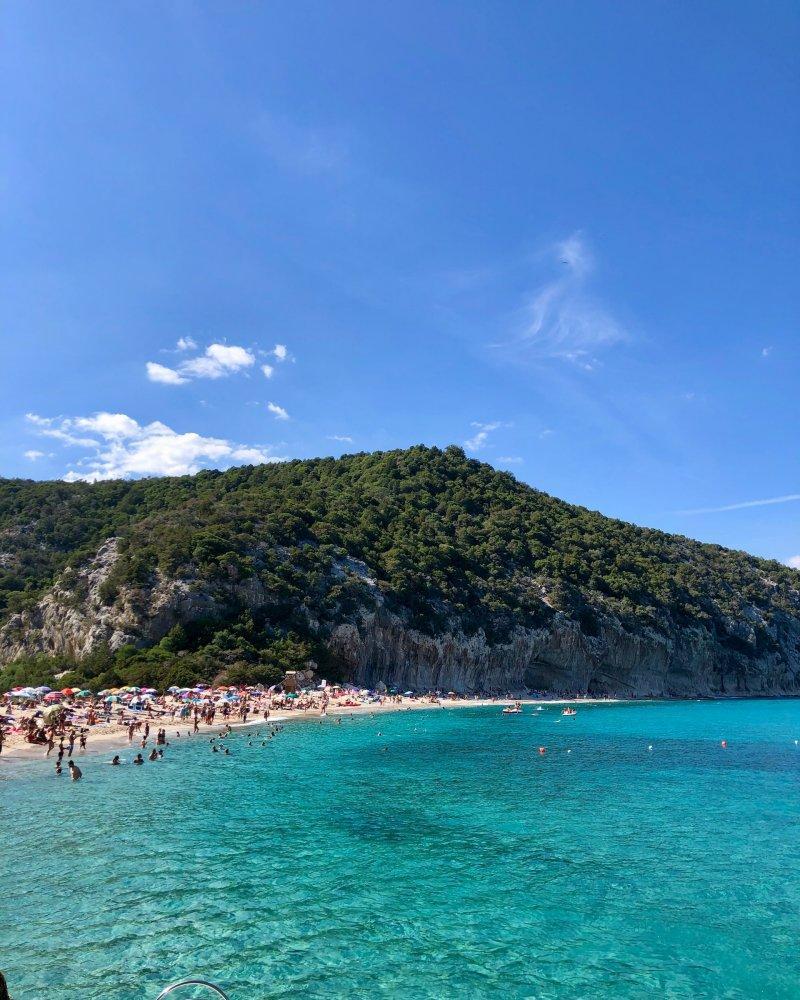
[155,980,230,999]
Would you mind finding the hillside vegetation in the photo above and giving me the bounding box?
[0,445,797,693]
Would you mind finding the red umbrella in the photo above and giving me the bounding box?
[45,692,64,702]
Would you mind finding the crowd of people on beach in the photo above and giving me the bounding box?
[0,681,444,767]
[0,679,614,780]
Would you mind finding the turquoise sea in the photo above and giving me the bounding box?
[2,699,800,999]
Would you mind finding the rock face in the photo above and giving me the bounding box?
[0,537,267,662]
[328,607,800,697]
[2,537,799,697]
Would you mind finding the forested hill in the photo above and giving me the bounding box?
[0,445,798,696]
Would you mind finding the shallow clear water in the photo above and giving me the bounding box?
[2,699,800,999]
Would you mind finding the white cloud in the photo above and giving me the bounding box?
[24,450,45,461]
[176,336,197,351]
[147,362,188,385]
[261,364,274,379]
[762,346,773,358]
[327,434,353,444]
[503,233,628,367]
[74,413,142,438]
[28,411,285,481]
[25,413,99,448]
[498,455,523,464]
[146,343,256,385]
[557,233,593,275]
[267,402,289,421]
[181,343,255,379]
[271,344,288,362]
[676,494,800,515]
[785,555,800,570]
[464,421,505,452]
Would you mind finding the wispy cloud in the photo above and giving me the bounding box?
[676,493,800,515]
[24,449,45,461]
[176,336,197,351]
[785,555,800,569]
[501,233,628,369]
[498,455,523,465]
[328,434,353,444]
[27,411,285,482]
[762,346,773,358]
[25,413,99,448]
[464,421,507,452]
[253,112,349,177]
[267,402,289,421]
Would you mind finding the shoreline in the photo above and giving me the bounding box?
[0,696,621,767]
[5,691,796,771]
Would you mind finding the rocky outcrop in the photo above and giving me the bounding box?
[0,537,267,661]
[328,607,800,696]
[2,538,799,697]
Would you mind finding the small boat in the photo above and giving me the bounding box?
[561,707,577,716]
[502,702,523,715]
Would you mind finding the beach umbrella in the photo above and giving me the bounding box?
[61,688,76,696]
[77,689,93,697]
[44,692,64,702]
[105,695,121,703]
[35,686,52,693]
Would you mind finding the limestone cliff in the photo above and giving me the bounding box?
[2,534,799,697]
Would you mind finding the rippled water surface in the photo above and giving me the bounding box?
[2,699,800,999]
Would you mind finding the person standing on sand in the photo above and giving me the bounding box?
[68,759,82,781]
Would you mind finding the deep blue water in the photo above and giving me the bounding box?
[1,699,799,999]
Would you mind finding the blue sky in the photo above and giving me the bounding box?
[1,1,798,565]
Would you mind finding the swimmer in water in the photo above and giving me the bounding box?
[110,755,121,765]
[133,753,144,765]
[68,759,82,781]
